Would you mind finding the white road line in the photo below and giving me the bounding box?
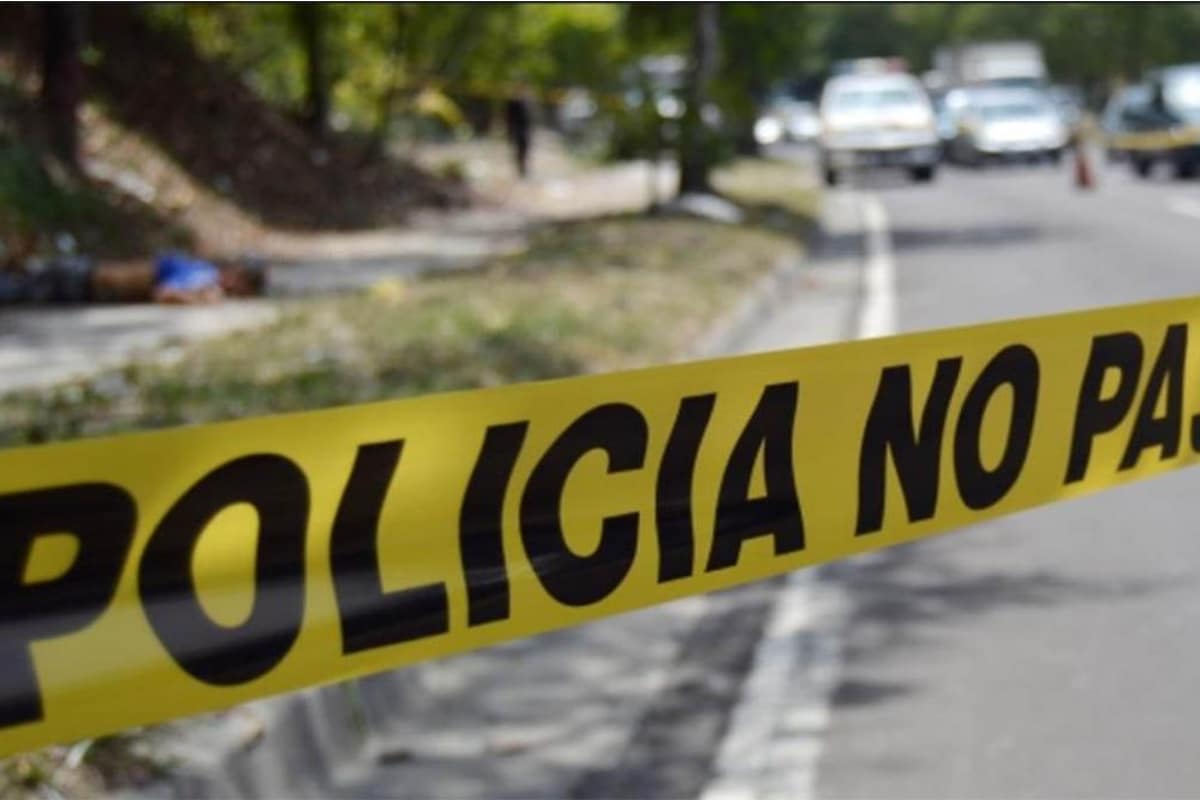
[700,191,894,800]
[1165,195,1200,221]
[857,193,897,339]
[700,571,848,800]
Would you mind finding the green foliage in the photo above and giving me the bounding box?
[147,4,307,105]
[146,3,632,134]
[715,4,813,148]
[605,99,665,162]
[507,4,629,89]
[0,137,187,261]
[0,140,84,242]
[624,3,692,52]
[0,53,192,262]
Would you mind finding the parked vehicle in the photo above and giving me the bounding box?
[947,87,1069,165]
[1108,64,1200,179]
[933,87,970,151]
[818,72,940,185]
[1101,84,1151,162]
[754,97,820,146]
[831,57,911,78]
[933,40,1047,90]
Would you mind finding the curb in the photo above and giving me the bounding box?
[697,188,874,800]
[690,249,810,360]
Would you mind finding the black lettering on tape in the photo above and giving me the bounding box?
[460,423,528,627]
[0,484,135,727]
[1065,332,1143,483]
[655,394,716,583]
[954,345,1039,510]
[519,404,647,606]
[1121,324,1186,470]
[332,441,449,652]
[856,358,962,535]
[139,455,308,685]
[706,382,804,572]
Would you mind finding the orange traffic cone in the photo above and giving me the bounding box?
[1074,144,1094,190]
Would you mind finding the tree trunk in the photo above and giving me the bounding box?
[677,2,719,196]
[294,3,329,138]
[736,77,766,157]
[41,3,83,169]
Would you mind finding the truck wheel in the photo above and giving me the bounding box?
[1173,159,1198,179]
[910,165,936,183]
[824,167,839,187]
[1132,156,1153,178]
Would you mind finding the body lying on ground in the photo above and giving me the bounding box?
[0,253,267,305]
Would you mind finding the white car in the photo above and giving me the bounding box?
[949,88,1069,165]
[755,99,821,146]
[819,73,941,185]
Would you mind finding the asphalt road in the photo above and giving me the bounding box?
[812,157,1200,799]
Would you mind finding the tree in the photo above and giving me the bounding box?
[41,3,84,168]
[625,3,809,190]
[368,4,488,146]
[718,4,812,154]
[293,3,329,138]
[677,2,719,195]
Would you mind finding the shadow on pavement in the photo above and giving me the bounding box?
[327,592,714,800]
[831,678,914,708]
[889,223,1041,254]
[822,538,1171,710]
[569,580,783,800]
[839,171,927,192]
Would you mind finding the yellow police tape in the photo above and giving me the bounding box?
[3,294,1200,754]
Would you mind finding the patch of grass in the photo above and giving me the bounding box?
[0,189,816,447]
[714,157,822,239]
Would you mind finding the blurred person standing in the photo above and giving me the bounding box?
[505,85,533,178]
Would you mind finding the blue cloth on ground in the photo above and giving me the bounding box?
[154,253,219,292]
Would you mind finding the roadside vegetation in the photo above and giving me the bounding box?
[0,159,816,448]
[0,153,818,794]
